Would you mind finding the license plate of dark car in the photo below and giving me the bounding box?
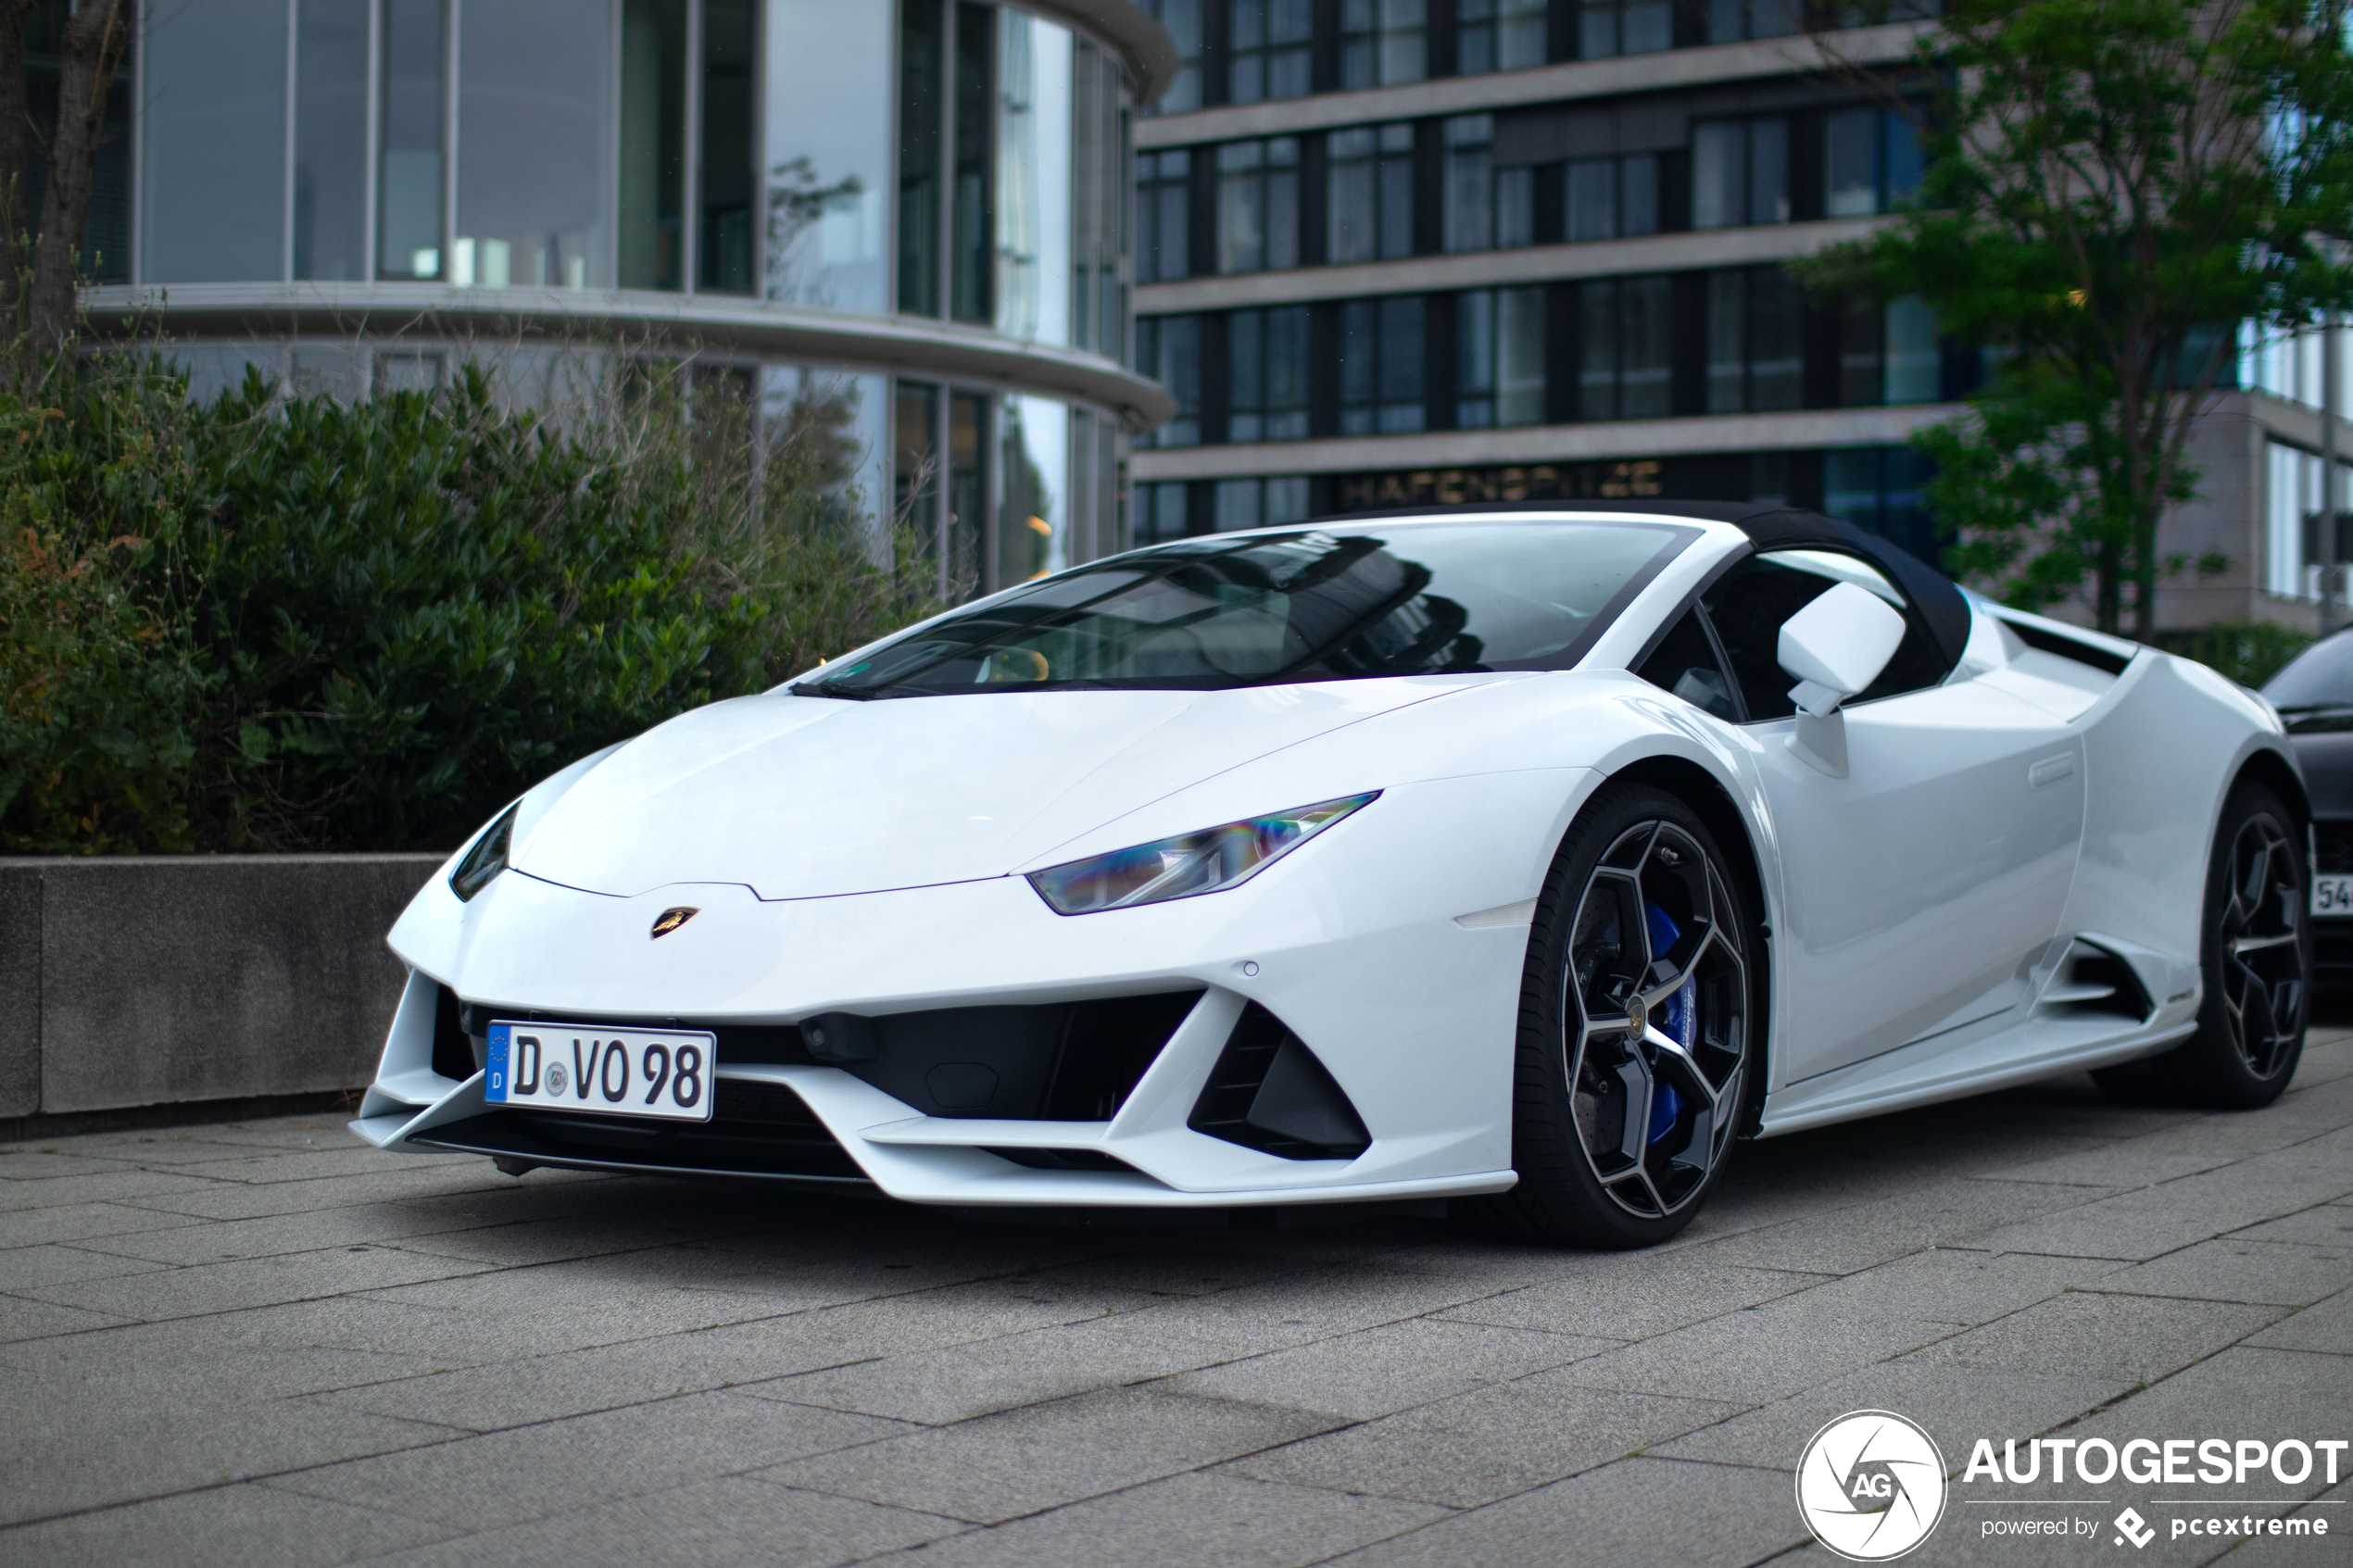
[484,1021,716,1122]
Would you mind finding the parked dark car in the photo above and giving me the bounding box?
[2265,631,2353,983]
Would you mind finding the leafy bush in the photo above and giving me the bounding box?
[0,353,944,854]
[2157,620,2313,691]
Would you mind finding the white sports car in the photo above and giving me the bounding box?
[353,503,2307,1246]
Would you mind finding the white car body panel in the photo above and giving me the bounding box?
[356,510,2296,1210]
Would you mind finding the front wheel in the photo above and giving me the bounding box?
[1462,782,1755,1248]
[2094,783,2308,1109]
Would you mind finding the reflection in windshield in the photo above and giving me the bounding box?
[799,522,1684,697]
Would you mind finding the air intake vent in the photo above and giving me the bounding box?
[2037,942,2155,1022]
[432,985,481,1081]
[1189,1003,1370,1160]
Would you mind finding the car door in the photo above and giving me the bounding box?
[1655,548,2087,1085]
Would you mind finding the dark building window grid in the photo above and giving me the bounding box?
[1342,0,1428,91]
[1227,0,1314,104]
[1328,121,1416,264]
[1579,0,1671,60]
[1215,473,1311,529]
[1456,0,1550,74]
[1442,115,1535,254]
[1705,265,1803,414]
[1136,314,1203,445]
[1136,148,1191,281]
[1457,285,1546,429]
[1139,0,1203,114]
[1705,0,1801,44]
[1229,305,1313,441]
[1824,105,1926,219]
[1579,273,1672,421]
[1563,151,1659,242]
[1341,295,1428,434]
[1692,116,1789,231]
[1216,137,1301,273]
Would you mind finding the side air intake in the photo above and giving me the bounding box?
[1189,1003,1371,1160]
[2037,941,2155,1022]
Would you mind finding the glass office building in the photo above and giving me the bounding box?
[98,0,1177,594]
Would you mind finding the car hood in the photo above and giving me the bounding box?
[510,681,1465,900]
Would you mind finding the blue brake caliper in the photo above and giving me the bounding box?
[1642,902,1691,1144]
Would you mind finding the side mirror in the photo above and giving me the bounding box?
[1776,583,1906,777]
[1778,583,1906,717]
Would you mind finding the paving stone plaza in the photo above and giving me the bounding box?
[2,1023,2347,1567]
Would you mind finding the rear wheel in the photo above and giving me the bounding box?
[1463,782,1754,1248]
[2093,784,2308,1109]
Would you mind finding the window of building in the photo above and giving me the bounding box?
[950,1,995,323]
[1705,266,1803,414]
[1341,0,1427,90]
[1692,118,1789,231]
[1458,287,1546,428]
[1136,315,1202,445]
[1341,295,1428,434]
[894,0,943,312]
[1579,275,1672,420]
[2263,440,2353,599]
[1824,107,1926,219]
[1824,446,1937,566]
[1069,37,1129,356]
[1229,0,1313,104]
[1137,149,1191,281]
[1564,152,1659,242]
[1443,116,1533,253]
[1705,0,1801,43]
[1136,481,1193,545]
[454,2,614,289]
[696,0,756,294]
[1229,306,1313,441]
[1457,0,1550,73]
[296,0,370,283]
[1579,0,1672,59]
[1139,0,1202,114]
[378,0,447,281]
[1839,295,1942,407]
[1328,123,1416,264]
[1217,138,1300,274]
[1214,475,1312,530]
[765,0,895,313]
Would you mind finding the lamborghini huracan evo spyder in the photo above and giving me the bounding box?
[352,502,2305,1247]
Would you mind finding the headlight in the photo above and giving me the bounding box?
[1027,792,1378,915]
[449,804,518,902]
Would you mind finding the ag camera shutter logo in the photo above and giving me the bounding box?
[1796,1410,1949,1561]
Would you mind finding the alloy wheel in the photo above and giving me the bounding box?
[2219,810,2306,1078]
[1560,820,1748,1218]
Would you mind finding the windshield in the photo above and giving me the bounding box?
[2263,629,2353,710]
[799,521,1690,697]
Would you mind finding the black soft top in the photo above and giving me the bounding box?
[1317,499,1970,677]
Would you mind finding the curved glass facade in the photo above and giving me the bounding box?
[120,0,1164,594]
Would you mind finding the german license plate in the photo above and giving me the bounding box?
[484,1021,716,1123]
[2314,875,2353,917]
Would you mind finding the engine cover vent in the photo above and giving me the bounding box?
[1189,1003,1371,1160]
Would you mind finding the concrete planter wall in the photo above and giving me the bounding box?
[0,853,446,1119]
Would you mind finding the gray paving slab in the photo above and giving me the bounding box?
[1894,1290,2285,1385]
[756,1387,1340,1524]
[1651,1359,2127,1470]
[1432,1258,1829,1340]
[0,1290,133,1342]
[0,1168,223,1211]
[1969,1137,2353,1261]
[2082,1236,2353,1306]
[1220,1374,1743,1508]
[2232,1203,2353,1245]
[0,1241,174,1290]
[2245,1287,2353,1354]
[1677,1178,2128,1275]
[1317,1455,1804,1568]
[0,1200,206,1249]
[268,1390,912,1531]
[1154,1317,1610,1420]
[327,1476,963,1568]
[0,1483,463,1568]
[17,1240,498,1323]
[1975,1115,2330,1188]
[845,1471,1444,1568]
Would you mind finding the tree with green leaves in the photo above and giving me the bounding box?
[1801,0,2353,637]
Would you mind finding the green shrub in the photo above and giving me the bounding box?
[2157,620,2314,691]
[0,352,945,854]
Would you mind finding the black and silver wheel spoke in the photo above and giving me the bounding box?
[2216,813,2304,1079]
[1560,820,1747,1219]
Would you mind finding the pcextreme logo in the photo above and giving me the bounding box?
[1796,1411,1949,1561]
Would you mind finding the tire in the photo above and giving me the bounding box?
[1462,781,1756,1248]
[2093,783,2308,1110]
